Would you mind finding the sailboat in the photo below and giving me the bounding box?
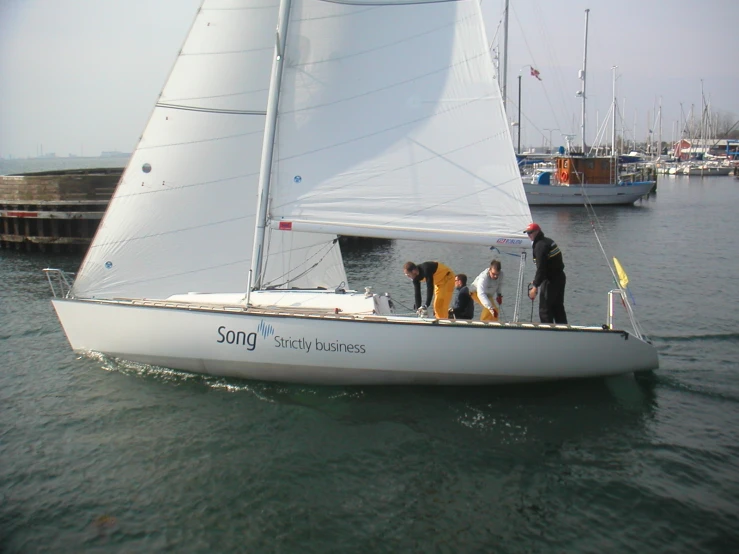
[45,0,658,385]
[522,10,656,206]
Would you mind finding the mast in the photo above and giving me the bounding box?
[579,9,590,153]
[633,110,637,152]
[657,97,662,158]
[501,0,509,114]
[611,65,617,182]
[249,0,293,291]
[517,73,522,153]
[621,98,626,156]
[700,79,708,156]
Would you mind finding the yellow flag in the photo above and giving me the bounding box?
[613,257,629,289]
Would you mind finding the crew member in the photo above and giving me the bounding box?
[526,222,567,324]
[469,259,504,321]
[403,261,456,319]
[449,274,475,320]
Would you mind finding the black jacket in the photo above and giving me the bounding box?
[451,286,474,319]
[531,232,565,287]
[412,261,439,309]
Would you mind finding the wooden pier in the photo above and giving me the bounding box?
[0,167,388,254]
[0,168,122,253]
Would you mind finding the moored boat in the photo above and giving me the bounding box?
[525,155,655,206]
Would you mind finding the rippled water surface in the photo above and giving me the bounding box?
[2,173,738,552]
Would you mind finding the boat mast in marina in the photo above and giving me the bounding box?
[611,66,618,183]
[522,9,655,206]
[579,9,590,153]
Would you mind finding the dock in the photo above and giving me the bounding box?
[0,167,388,254]
[0,168,122,253]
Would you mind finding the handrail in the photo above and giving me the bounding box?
[607,288,644,340]
[42,268,74,298]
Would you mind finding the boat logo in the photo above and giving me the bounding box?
[257,320,275,339]
[496,238,524,245]
[105,261,113,269]
[294,175,302,183]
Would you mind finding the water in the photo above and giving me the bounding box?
[2,167,738,552]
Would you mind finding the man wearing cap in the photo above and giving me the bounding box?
[525,223,567,324]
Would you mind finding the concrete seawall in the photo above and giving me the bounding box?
[0,168,122,253]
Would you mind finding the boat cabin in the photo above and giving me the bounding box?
[556,156,616,185]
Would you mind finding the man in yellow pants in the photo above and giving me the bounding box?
[469,259,504,321]
[403,261,456,319]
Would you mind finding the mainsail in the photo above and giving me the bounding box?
[71,0,346,300]
[266,0,532,244]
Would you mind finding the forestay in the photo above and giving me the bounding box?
[71,0,346,301]
[267,0,531,245]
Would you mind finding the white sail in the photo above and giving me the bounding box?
[267,0,531,243]
[71,0,347,300]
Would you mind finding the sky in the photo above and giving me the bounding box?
[0,0,736,158]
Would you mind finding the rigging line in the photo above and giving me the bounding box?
[178,47,273,57]
[85,214,249,250]
[487,12,502,56]
[587,104,615,155]
[274,88,493,166]
[281,48,490,117]
[200,5,276,10]
[590,221,644,338]
[289,12,470,68]
[135,129,264,151]
[261,239,339,289]
[580,193,644,338]
[508,96,552,144]
[156,103,266,116]
[163,88,269,102]
[79,257,251,289]
[320,0,459,7]
[527,0,571,131]
[111,170,260,200]
[392,297,418,315]
[263,254,329,289]
[506,2,568,140]
[270,136,519,221]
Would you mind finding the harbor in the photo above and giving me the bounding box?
[1,0,737,551]
[2,172,738,551]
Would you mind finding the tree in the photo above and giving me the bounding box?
[711,110,738,138]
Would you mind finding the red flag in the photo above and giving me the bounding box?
[530,66,542,81]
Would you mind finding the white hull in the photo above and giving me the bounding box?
[685,167,732,176]
[525,182,655,206]
[52,298,659,385]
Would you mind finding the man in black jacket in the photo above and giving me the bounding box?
[525,223,567,324]
[449,274,474,320]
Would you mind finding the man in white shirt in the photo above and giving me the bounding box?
[469,259,504,321]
